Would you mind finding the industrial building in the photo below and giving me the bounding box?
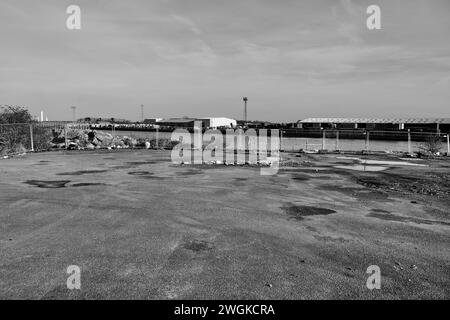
[157,117,237,129]
[143,118,163,124]
[297,118,450,133]
[198,117,237,129]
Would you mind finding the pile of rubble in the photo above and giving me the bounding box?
[49,129,179,150]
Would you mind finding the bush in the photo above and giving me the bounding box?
[0,106,53,154]
[0,123,31,154]
[419,135,443,155]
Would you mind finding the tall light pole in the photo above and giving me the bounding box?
[243,97,248,123]
[141,104,144,122]
[70,106,76,123]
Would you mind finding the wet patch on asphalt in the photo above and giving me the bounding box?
[321,185,390,201]
[183,240,214,252]
[232,177,248,186]
[176,170,203,176]
[25,180,71,188]
[282,204,336,221]
[57,170,109,176]
[313,235,350,243]
[35,161,51,165]
[110,161,156,169]
[290,174,311,181]
[367,212,450,226]
[128,171,167,180]
[371,209,391,213]
[126,161,158,166]
[128,171,154,176]
[110,164,137,169]
[71,183,107,187]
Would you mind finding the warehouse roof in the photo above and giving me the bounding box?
[158,118,196,123]
[299,118,450,124]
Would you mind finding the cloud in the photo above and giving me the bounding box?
[0,0,449,121]
[170,14,202,35]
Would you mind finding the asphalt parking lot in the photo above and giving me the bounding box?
[0,150,449,299]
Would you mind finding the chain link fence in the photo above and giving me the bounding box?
[0,122,89,155]
[281,129,450,154]
[1,123,449,155]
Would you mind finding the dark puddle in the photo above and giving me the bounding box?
[371,209,391,213]
[111,165,136,169]
[111,161,156,169]
[57,170,108,176]
[35,160,51,166]
[25,180,71,188]
[128,171,167,180]
[283,204,336,221]
[291,174,310,181]
[367,212,450,226]
[71,183,107,187]
[176,170,203,176]
[128,171,154,176]
[233,177,248,186]
[313,235,349,243]
[126,161,157,165]
[183,240,214,252]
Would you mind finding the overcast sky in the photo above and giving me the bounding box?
[0,0,449,122]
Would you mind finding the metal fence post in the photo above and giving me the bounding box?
[335,130,339,150]
[322,130,326,150]
[365,131,370,151]
[407,129,412,154]
[64,124,69,149]
[280,129,283,151]
[156,127,159,148]
[447,134,450,156]
[29,124,34,152]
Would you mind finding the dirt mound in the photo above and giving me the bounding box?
[357,173,450,198]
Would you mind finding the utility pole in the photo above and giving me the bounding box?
[243,97,248,123]
[70,106,76,123]
[447,134,450,156]
[141,104,144,122]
